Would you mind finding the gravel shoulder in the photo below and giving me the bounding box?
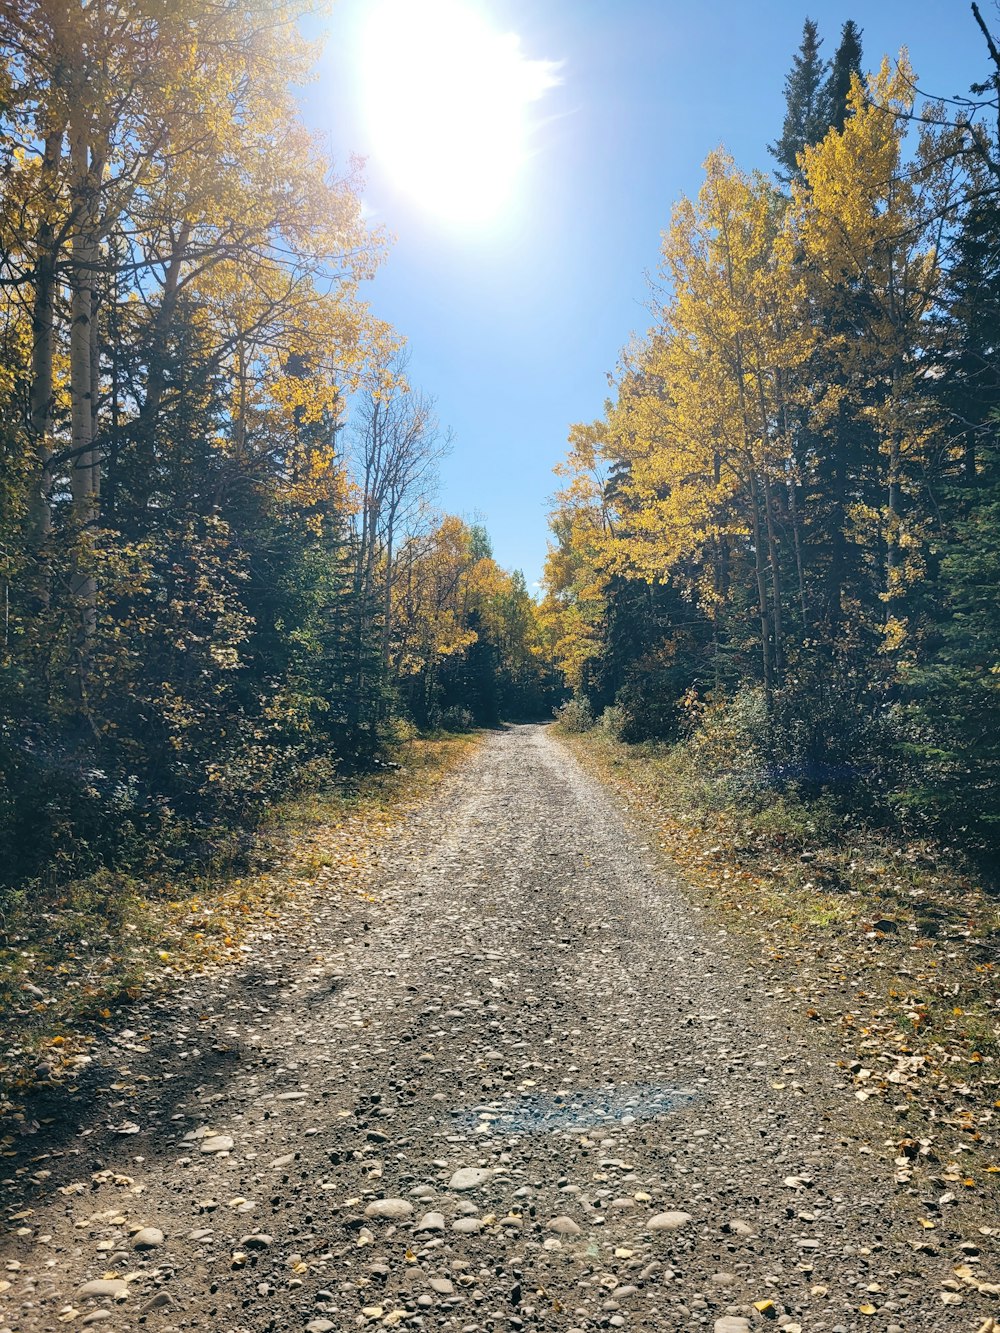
[2,723,996,1333]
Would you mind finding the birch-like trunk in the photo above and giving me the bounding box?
[381,519,394,672]
[885,357,903,616]
[776,372,808,630]
[748,473,774,714]
[761,469,784,679]
[28,130,65,549]
[68,109,102,661]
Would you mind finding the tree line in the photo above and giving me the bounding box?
[542,13,1000,858]
[0,0,557,894]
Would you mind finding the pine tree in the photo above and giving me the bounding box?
[769,18,829,182]
[822,20,864,132]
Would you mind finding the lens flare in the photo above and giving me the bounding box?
[360,0,560,225]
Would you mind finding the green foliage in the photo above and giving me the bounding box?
[439,705,476,732]
[897,445,1000,851]
[597,703,629,740]
[585,575,718,742]
[821,19,864,132]
[769,17,864,185]
[679,681,896,811]
[769,17,829,182]
[555,696,595,732]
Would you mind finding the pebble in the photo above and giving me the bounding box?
[648,1211,693,1231]
[547,1216,582,1236]
[449,1167,493,1190]
[364,1199,414,1219]
[78,1280,128,1301]
[140,1292,174,1313]
[200,1135,234,1155]
[415,1211,446,1232]
[131,1227,164,1250]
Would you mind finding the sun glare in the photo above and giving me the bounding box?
[359,0,560,226]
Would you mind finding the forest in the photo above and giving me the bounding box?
[0,1,559,899]
[543,12,1000,865]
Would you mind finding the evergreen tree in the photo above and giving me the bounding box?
[899,442,1000,853]
[769,18,829,182]
[897,196,1000,854]
[821,20,864,132]
[934,200,1000,484]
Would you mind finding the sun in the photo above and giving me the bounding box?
[359,0,560,226]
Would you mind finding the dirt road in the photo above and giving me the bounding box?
[2,725,994,1332]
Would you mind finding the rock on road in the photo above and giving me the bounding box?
[2,725,993,1332]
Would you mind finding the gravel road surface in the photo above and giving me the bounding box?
[2,725,995,1333]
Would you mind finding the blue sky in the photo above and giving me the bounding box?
[303,1,986,587]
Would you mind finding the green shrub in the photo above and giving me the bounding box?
[598,704,629,740]
[681,684,895,813]
[439,706,475,733]
[556,697,595,732]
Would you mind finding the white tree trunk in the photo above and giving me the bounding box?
[68,110,101,649]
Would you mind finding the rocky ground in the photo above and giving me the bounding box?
[2,725,997,1333]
